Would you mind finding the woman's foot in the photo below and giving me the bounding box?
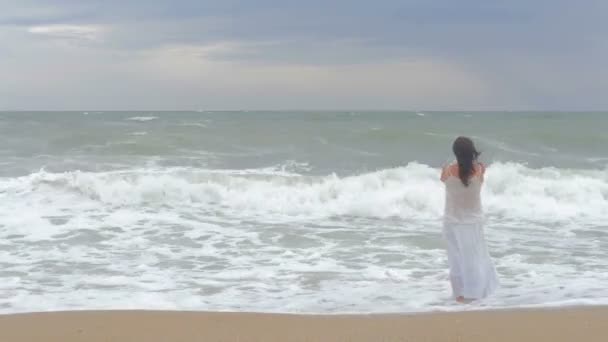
[456,296,474,304]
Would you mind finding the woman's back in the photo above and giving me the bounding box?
[442,164,484,224]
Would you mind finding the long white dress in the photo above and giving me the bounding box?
[443,172,498,299]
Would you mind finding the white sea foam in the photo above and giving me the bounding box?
[126,116,158,122]
[0,162,606,314]
[5,162,606,223]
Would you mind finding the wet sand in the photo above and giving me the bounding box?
[0,307,606,341]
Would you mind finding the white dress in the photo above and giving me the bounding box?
[443,172,498,299]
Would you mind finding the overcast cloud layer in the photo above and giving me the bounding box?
[1,0,607,110]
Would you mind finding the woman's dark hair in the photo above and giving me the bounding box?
[452,136,480,186]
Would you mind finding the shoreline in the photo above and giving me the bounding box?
[0,306,606,342]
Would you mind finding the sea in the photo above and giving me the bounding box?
[0,111,606,314]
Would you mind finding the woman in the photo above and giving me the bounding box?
[441,136,498,303]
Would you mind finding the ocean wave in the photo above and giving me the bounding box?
[473,136,541,157]
[1,162,606,223]
[178,122,207,128]
[0,162,607,314]
[126,116,158,122]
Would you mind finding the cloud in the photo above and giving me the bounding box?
[27,24,104,42]
[0,36,495,110]
[0,0,93,26]
[1,0,607,110]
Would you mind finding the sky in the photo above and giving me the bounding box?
[1,0,607,110]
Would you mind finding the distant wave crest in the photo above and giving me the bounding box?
[126,116,158,122]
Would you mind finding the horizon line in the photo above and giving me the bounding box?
[1,109,607,113]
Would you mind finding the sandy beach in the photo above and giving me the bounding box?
[0,307,606,342]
